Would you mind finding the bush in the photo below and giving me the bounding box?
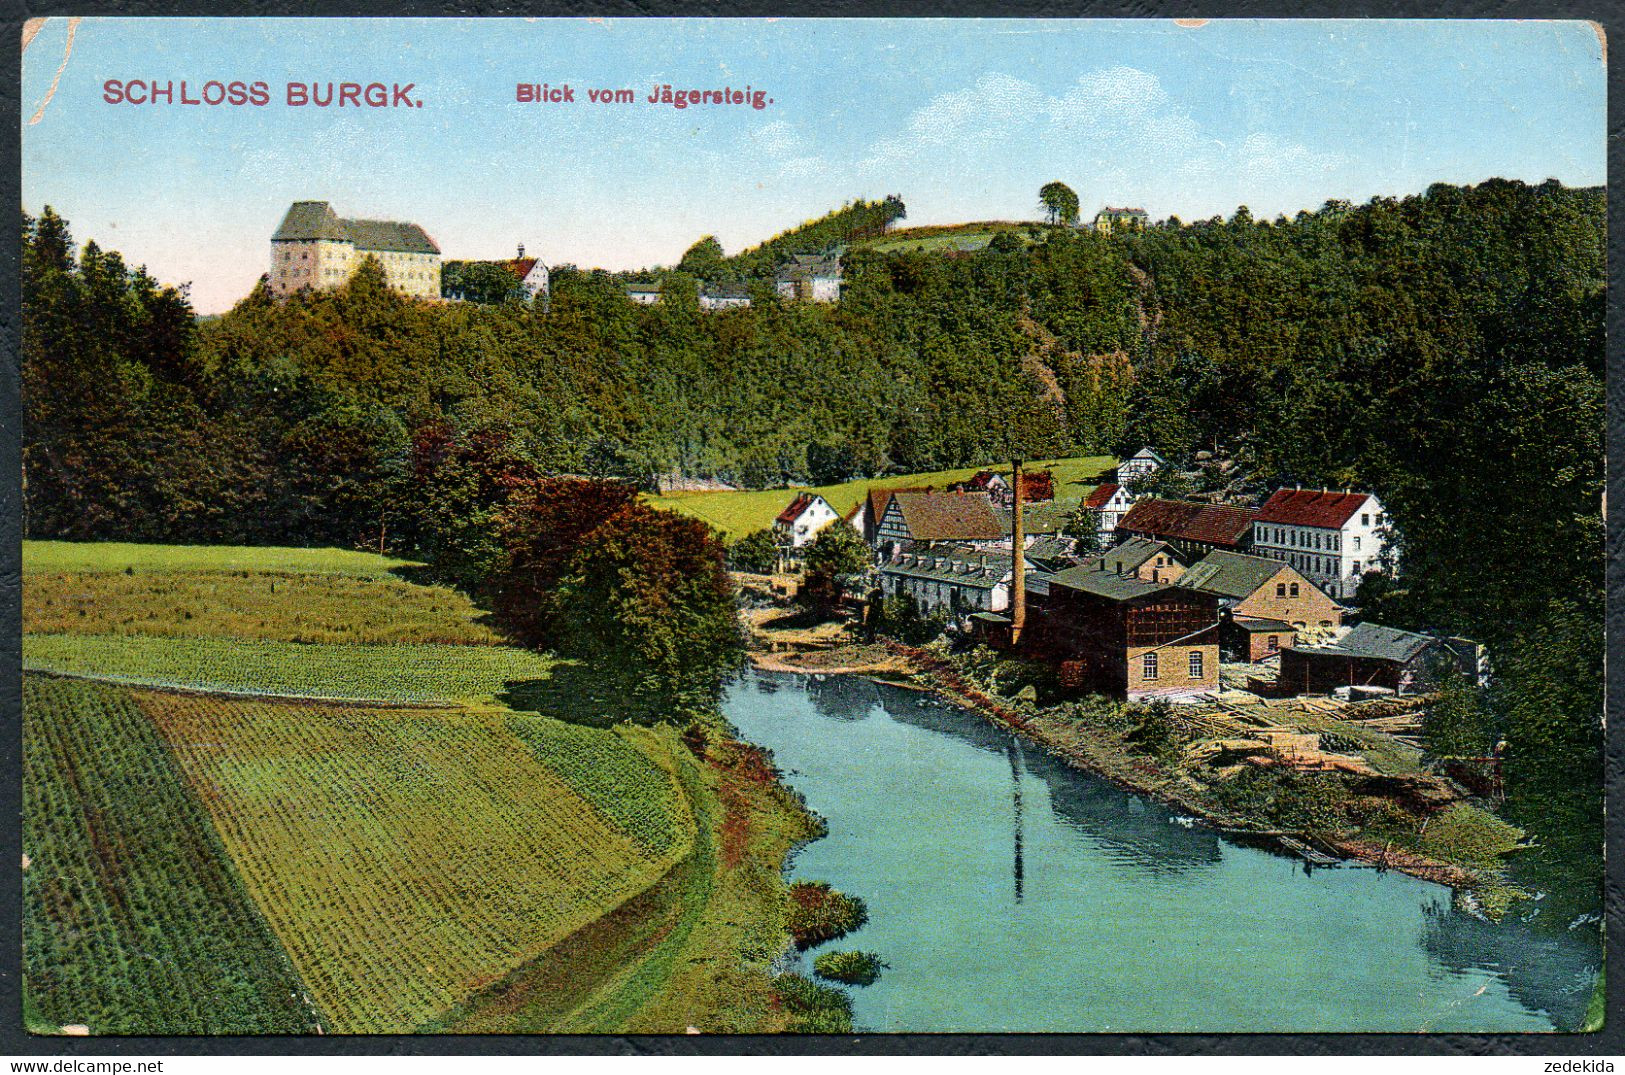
[728,529,778,574]
[1208,767,1355,837]
[813,950,887,986]
[786,880,869,948]
[869,592,946,646]
[771,973,853,1033]
[1419,803,1525,870]
[1126,699,1186,763]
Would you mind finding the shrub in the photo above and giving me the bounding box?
[1208,766,1355,837]
[1126,699,1186,763]
[728,529,778,574]
[813,950,887,986]
[771,973,853,1033]
[786,880,869,948]
[1420,803,1525,870]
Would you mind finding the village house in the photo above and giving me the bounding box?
[1091,207,1150,235]
[1115,498,1259,562]
[270,200,441,300]
[1276,622,1474,697]
[774,253,842,302]
[1114,448,1165,485]
[1081,481,1134,546]
[623,281,662,305]
[953,469,1055,507]
[847,486,925,546]
[878,546,1030,623]
[1079,537,1188,585]
[444,244,550,305]
[699,284,751,310]
[876,491,1006,556]
[1250,488,1396,601]
[1023,567,1220,700]
[1174,549,1343,662]
[773,492,841,551]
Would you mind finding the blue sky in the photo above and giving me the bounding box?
[22,17,1605,313]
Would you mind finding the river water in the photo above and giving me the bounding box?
[724,669,1600,1034]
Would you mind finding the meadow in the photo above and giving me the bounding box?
[21,539,809,1034]
[856,221,1031,254]
[647,454,1115,540]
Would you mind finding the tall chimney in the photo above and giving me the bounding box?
[1010,458,1026,645]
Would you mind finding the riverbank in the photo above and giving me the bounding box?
[745,626,1506,903]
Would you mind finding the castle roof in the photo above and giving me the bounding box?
[272,201,440,254]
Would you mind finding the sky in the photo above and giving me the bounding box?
[21,17,1606,314]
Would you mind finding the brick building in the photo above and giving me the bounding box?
[1175,549,1342,660]
[1115,498,1260,561]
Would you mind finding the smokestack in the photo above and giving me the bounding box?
[1011,458,1026,645]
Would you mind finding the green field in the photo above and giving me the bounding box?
[22,539,809,1034]
[23,676,320,1035]
[24,635,557,703]
[23,540,418,578]
[25,569,501,646]
[857,220,1034,254]
[647,454,1115,539]
[139,689,693,1033]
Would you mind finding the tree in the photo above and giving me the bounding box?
[677,235,728,280]
[802,523,871,576]
[728,529,778,574]
[1064,507,1104,555]
[1039,181,1080,227]
[1421,667,1494,759]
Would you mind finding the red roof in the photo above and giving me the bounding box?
[1255,489,1371,530]
[776,492,816,525]
[1083,482,1121,510]
[1118,498,1259,548]
[503,257,540,280]
[866,486,926,524]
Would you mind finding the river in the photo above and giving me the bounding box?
[724,669,1601,1034]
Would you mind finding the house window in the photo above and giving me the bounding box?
[1267,635,1279,652]
[1352,560,1362,575]
[1276,583,1287,597]
[1361,513,1370,526]
[1289,583,1300,597]
[1143,653,1158,680]
[1188,651,1204,678]
[1354,536,1362,551]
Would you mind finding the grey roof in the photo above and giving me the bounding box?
[272,201,440,253]
[881,546,1017,590]
[1177,550,1286,600]
[273,201,347,242]
[1046,565,1166,602]
[775,253,842,280]
[1083,537,1177,575]
[1024,535,1079,569]
[1231,616,1295,633]
[343,218,440,254]
[992,497,1083,536]
[1299,622,1433,663]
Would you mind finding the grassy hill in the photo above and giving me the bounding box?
[648,454,1116,540]
[856,220,1037,254]
[21,541,814,1034]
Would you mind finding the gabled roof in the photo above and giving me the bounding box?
[1299,622,1433,663]
[1129,448,1166,463]
[776,253,842,280]
[1255,489,1372,530]
[865,486,925,525]
[344,218,441,254]
[992,497,1082,536]
[1118,498,1259,547]
[1083,482,1122,510]
[1232,616,1296,634]
[1045,566,1167,602]
[1177,550,1289,600]
[273,202,441,253]
[503,257,540,280]
[775,492,829,526]
[1023,535,1078,569]
[1087,537,1180,575]
[887,491,1005,542]
[273,201,348,242]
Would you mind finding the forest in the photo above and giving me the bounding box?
[20,177,1605,911]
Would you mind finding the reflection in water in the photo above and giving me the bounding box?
[1008,740,1024,902]
[1420,899,1600,1031]
[726,669,1598,1032]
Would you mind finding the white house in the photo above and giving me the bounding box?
[699,284,752,310]
[774,254,842,302]
[1115,448,1165,486]
[773,492,841,549]
[1081,481,1134,545]
[1249,488,1396,601]
[507,246,549,301]
[623,282,662,305]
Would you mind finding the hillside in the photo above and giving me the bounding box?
[21,541,815,1034]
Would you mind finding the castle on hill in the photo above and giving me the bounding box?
[270,201,442,300]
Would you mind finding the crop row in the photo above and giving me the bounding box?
[22,675,320,1034]
[23,635,557,703]
[506,718,693,858]
[140,691,691,1032]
